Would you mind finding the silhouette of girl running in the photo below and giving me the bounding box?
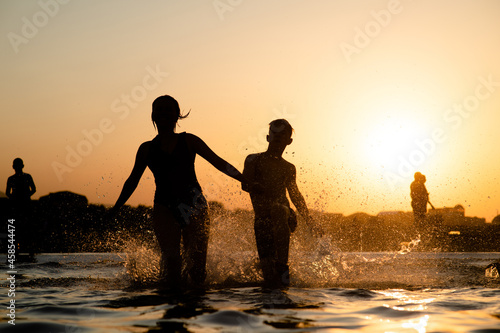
[111,95,246,289]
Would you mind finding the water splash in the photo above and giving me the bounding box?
[118,239,160,286]
[291,234,345,288]
[398,235,421,255]
[112,209,496,290]
[206,209,263,287]
[114,209,348,288]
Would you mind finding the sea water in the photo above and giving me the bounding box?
[1,218,499,332]
[0,251,499,332]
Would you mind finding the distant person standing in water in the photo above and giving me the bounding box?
[242,119,318,288]
[110,95,248,290]
[6,158,37,258]
[6,158,36,202]
[410,172,430,233]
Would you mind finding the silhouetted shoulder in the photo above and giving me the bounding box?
[184,132,209,154]
[281,158,295,171]
[244,153,261,164]
[140,140,153,148]
[136,141,153,159]
[281,158,294,167]
[183,132,199,144]
[139,140,152,151]
[184,132,197,140]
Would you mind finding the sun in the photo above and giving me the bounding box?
[363,117,423,170]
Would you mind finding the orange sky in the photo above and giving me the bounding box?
[1,1,500,221]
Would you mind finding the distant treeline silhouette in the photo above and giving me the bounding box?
[1,191,499,253]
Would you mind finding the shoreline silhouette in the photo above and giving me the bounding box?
[1,191,499,254]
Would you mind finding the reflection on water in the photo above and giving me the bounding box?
[0,252,499,332]
[402,315,429,333]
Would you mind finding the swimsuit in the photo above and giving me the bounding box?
[147,132,208,227]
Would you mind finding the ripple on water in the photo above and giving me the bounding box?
[198,309,261,326]
[337,288,378,298]
[21,305,121,320]
[357,305,425,319]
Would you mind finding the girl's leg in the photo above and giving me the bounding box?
[153,203,182,288]
[183,205,210,286]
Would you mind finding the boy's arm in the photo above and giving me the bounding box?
[287,165,311,221]
[288,174,323,236]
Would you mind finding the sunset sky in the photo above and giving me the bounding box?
[1,1,499,221]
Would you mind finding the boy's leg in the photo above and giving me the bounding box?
[153,203,182,288]
[270,204,291,286]
[254,217,278,285]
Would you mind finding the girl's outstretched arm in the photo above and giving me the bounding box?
[110,142,149,215]
[188,134,246,184]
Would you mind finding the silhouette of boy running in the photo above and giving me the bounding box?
[243,119,316,288]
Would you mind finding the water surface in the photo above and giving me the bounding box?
[1,251,499,332]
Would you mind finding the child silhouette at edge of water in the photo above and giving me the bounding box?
[6,157,37,259]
